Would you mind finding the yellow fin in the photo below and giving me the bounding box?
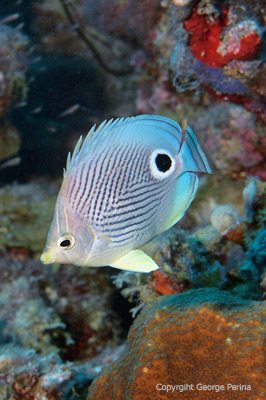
[110,250,159,273]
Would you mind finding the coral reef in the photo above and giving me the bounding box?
[0,181,58,252]
[0,344,124,399]
[136,0,266,149]
[88,288,266,399]
[182,1,265,116]
[0,22,29,165]
[32,0,162,55]
[0,23,29,118]
[184,4,262,68]
[0,254,128,398]
[0,123,21,162]
[135,2,266,180]
[210,204,242,237]
[0,254,126,359]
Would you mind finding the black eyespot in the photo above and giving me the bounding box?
[60,239,71,247]
[155,153,172,172]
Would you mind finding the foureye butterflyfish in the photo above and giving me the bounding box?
[40,115,212,272]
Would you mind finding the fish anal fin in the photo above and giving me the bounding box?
[110,250,159,273]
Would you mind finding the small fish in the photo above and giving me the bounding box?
[41,115,212,272]
[30,56,42,64]
[27,46,37,55]
[13,101,27,108]
[0,156,21,170]
[31,106,43,114]
[28,77,35,84]
[1,13,20,24]
[16,23,25,30]
[59,104,81,118]
[47,126,57,133]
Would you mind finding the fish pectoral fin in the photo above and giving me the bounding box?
[164,172,198,231]
[110,250,159,273]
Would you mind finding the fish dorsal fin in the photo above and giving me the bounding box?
[65,135,82,175]
[110,250,159,273]
[64,114,181,175]
[64,114,213,176]
[177,119,187,156]
[176,124,213,175]
[65,117,133,174]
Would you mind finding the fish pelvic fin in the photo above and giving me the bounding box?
[110,250,159,273]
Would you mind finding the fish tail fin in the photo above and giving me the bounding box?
[176,125,213,175]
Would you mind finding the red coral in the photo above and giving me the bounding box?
[230,32,262,61]
[185,6,262,68]
[88,289,266,400]
[225,224,244,245]
[152,269,187,295]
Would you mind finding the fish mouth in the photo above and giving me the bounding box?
[40,249,55,264]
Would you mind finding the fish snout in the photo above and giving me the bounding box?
[40,248,56,264]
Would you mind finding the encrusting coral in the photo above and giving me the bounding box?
[88,288,266,400]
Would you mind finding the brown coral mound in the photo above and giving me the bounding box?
[88,288,266,400]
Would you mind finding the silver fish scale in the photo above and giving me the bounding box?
[65,141,174,247]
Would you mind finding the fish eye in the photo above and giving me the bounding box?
[57,233,75,250]
[155,153,172,172]
[150,149,175,179]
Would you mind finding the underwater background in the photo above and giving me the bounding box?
[0,0,266,399]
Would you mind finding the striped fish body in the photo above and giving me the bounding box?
[41,115,212,272]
